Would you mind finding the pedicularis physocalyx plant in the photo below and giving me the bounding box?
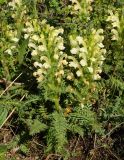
[68,0,94,20]
[2,0,106,111]
[26,18,106,110]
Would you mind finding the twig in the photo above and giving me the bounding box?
[0,108,15,129]
[33,140,44,147]
[106,148,121,160]
[102,122,124,139]
[94,134,96,148]
[0,92,26,129]
[0,78,23,86]
[0,73,22,98]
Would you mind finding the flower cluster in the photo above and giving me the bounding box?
[8,0,22,8]
[106,10,120,41]
[4,26,19,55]
[68,0,94,18]
[3,0,28,55]
[8,0,27,19]
[68,28,106,81]
[28,20,66,83]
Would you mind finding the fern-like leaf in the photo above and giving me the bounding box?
[27,119,47,135]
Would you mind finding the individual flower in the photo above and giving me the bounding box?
[5,49,12,55]
[27,27,34,33]
[37,75,44,82]
[43,63,51,69]
[54,54,59,60]
[98,43,104,48]
[76,70,82,77]
[100,55,105,61]
[61,60,68,65]
[24,34,29,39]
[69,61,79,68]
[31,50,38,56]
[79,47,87,53]
[67,72,74,80]
[93,74,101,80]
[38,45,47,52]
[80,59,87,66]
[11,46,16,49]
[33,72,37,77]
[88,67,93,73]
[33,62,42,68]
[70,48,78,54]
[74,4,81,11]
[28,42,36,49]
[32,35,39,41]
[101,49,106,54]
[57,43,65,50]
[76,36,83,44]
[58,28,64,34]
[37,69,43,75]
[59,70,64,75]
[11,37,19,42]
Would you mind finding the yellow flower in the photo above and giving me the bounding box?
[64,106,72,115]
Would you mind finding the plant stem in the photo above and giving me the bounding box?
[55,97,61,112]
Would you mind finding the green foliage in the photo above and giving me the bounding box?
[46,112,68,155]
[0,107,8,127]
[27,119,47,135]
[68,105,103,135]
[19,144,29,154]
[0,145,7,160]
